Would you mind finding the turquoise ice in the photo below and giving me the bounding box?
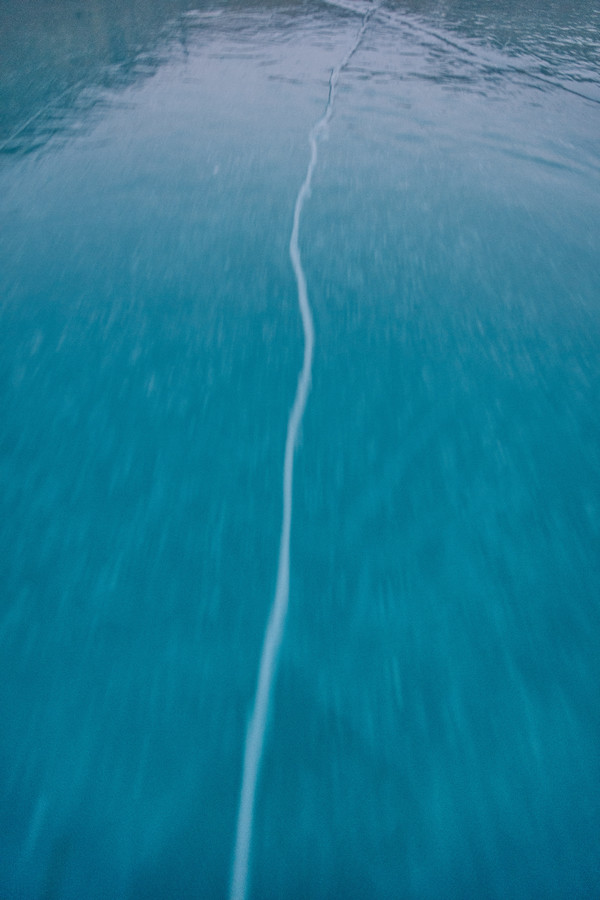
[1,1,599,897]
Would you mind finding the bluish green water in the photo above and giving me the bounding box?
[1,1,600,897]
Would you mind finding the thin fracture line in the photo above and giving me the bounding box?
[0,80,87,155]
[229,7,379,900]
[404,19,600,106]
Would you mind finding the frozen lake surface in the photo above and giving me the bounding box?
[1,1,600,897]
